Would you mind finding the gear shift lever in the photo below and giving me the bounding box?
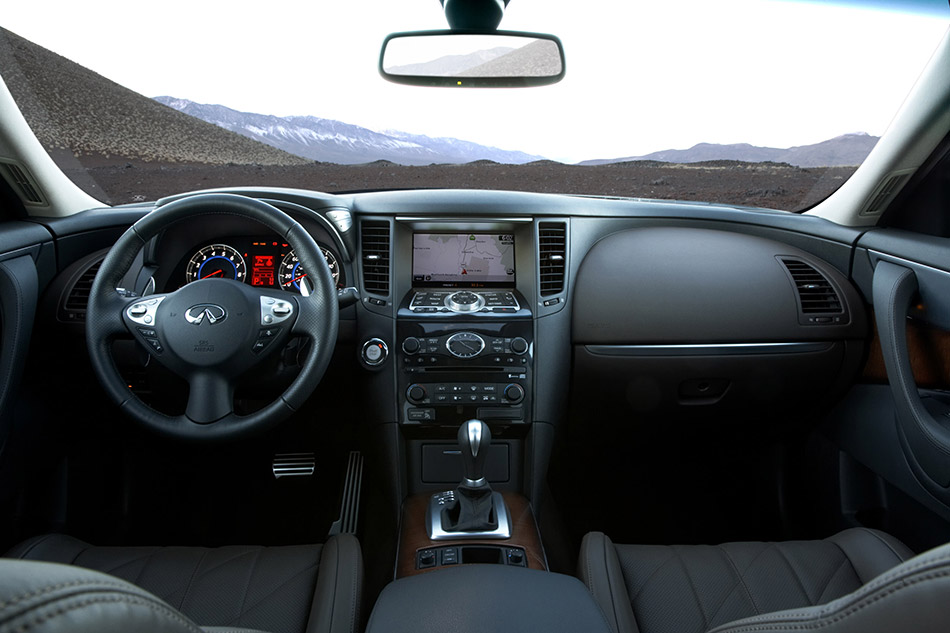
[458,419,490,489]
[424,418,510,537]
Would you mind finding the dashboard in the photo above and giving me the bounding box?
[44,187,873,501]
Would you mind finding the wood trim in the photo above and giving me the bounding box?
[863,315,950,390]
[396,491,546,578]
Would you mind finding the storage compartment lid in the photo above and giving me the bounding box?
[366,565,610,633]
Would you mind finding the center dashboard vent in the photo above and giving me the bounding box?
[361,220,391,295]
[538,222,566,296]
[781,258,842,314]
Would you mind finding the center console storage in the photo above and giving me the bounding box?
[366,565,611,633]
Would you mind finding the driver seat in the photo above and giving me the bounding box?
[3,533,362,633]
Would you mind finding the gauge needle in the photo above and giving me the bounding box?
[202,270,224,279]
[283,273,307,286]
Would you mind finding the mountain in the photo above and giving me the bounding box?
[385,47,514,76]
[154,97,545,166]
[0,28,307,166]
[579,133,879,168]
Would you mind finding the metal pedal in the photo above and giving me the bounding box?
[272,452,316,478]
[329,451,364,536]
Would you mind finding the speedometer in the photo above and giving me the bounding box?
[185,244,246,283]
[279,247,341,294]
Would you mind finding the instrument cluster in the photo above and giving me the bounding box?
[181,236,343,294]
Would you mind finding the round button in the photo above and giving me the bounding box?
[402,337,421,355]
[361,338,388,367]
[408,384,427,403]
[504,384,525,403]
[510,337,528,355]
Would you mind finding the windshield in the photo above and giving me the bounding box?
[1,0,948,210]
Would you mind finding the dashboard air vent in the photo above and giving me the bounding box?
[361,221,390,295]
[62,259,104,321]
[781,258,842,314]
[538,222,566,296]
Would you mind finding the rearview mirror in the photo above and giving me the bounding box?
[379,30,565,88]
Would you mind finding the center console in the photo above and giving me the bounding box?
[396,230,533,427]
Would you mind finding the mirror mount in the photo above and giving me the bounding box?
[440,0,511,31]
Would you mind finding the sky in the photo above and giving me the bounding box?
[2,0,949,163]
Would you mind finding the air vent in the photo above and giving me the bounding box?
[538,222,566,296]
[0,161,45,205]
[61,259,103,321]
[361,221,390,295]
[861,170,912,217]
[781,258,842,314]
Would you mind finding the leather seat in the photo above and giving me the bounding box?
[577,527,950,633]
[3,533,363,633]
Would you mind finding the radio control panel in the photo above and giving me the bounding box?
[397,320,532,426]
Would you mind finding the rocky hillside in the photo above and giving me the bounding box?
[0,28,307,166]
[153,97,545,165]
[581,133,879,168]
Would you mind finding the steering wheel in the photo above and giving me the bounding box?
[85,193,338,441]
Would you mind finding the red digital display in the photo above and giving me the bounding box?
[251,254,275,286]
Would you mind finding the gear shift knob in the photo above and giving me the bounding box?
[458,419,490,488]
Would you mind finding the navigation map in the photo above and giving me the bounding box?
[413,233,515,284]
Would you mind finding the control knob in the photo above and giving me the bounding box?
[402,337,421,355]
[510,337,528,355]
[407,384,428,404]
[504,384,525,404]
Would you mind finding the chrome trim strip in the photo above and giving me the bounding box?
[868,250,950,277]
[396,216,533,223]
[427,491,511,540]
[585,342,835,357]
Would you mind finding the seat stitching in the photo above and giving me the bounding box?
[69,545,90,567]
[234,547,261,628]
[178,548,210,612]
[672,546,712,633]
[228,561,319,620]
[597,537,622,633]
[10,594,203,632]
[187,549,261,584]
[97,551,159,578]
[702,567,950,633]
[131,548,158,588]
[858,528,908,565]
[629,550,678,601]
[815,556,853,604]
[771,544,814,604]
[715,545,761,616]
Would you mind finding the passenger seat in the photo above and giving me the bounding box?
[578,528,950,633]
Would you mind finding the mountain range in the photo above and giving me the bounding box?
[580,133,879,168]
[154,97,544,166]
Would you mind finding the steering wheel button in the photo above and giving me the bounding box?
[145,338,163,353]
[263,315,273,324]
[129,304,148,316]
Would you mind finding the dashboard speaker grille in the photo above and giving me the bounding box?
[62,259,104,321]
[538,222,566,296]
[361,220,390,295]
[1,161,46,205]
[781,258,842,314]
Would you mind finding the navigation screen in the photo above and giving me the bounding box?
[412,233,515,286]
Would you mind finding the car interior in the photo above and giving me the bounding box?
[2,1,950,632]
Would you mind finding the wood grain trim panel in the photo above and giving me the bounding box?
[397,491,546,578]
[863,315,950,390]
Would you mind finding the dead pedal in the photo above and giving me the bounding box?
[328,451,364,536]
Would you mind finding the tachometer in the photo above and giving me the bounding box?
[279,247,341,294]
[185,244,247,283]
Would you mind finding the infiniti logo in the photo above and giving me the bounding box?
[185,304,227,325]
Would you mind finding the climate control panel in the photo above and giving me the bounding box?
[397,321,532,426]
